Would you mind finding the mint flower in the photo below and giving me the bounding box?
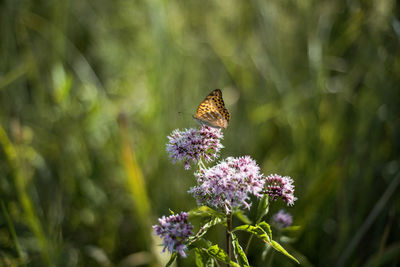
[153,212,194,257]
[189,156,265,213]
[166,126,224,169]
[264,174,297,206]
[273,210,293,228]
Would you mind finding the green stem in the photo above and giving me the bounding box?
[245,234,253,254]
[226,213,232,267]
[246,195,269,254]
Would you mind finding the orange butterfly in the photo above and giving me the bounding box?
[193,89,230,129]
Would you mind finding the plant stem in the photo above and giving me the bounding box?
[246,195,269,253]
[245,234,253,254]
[226,213,232,267]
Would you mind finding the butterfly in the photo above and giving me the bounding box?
[193,89,230,129]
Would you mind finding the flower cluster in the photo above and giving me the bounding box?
[153,212,194,257]
[273,210,293,228]
[264,174,297,206]
[189,156,265,213]
[166,126,224,169]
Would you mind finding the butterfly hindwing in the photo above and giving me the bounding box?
[209,90,230,124]
[194,89,230,129]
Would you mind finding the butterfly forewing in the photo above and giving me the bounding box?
[194,89,230,129]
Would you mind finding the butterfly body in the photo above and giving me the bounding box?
[193,89,230,129]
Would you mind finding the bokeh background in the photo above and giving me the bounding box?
[1,0,400,266]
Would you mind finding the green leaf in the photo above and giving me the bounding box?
[168,209,175,215]
[165,253,177,267]
[231,233,250,267]
[189,237,212,250]
[233,224,271,243]
[255,195,269,223]
[188,217,224,245]
[203,245,240,267]
[207,245,229,261]
[269,240,300,264]
[233,210,252,224]
[258,221,272,240]
[189,206,224,218]
[195,248,214,267]
[233,223,299,264]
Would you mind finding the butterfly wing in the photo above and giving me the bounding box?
[194,89,230,129]
[209,89,230,126]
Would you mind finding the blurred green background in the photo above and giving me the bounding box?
[1,0,400,266]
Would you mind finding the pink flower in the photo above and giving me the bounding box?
[166,126,223,169]
[264,174,297,206]
[153,212,194,257]
[189,156,265,213]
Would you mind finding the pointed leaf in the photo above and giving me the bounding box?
[233,223,299,264]
[204,245,240,267]
[195,248,214,267]
[231,233,250,267]
[189,237,212,250]
[255,195,269,223]
[189,206,224,218]
[233,224,271,243]
[233,210,252,224]
[189,217,224,245]
[165,253,177,267]
[258,221,272,240]
[270,240,299,264]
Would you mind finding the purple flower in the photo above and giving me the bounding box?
[188,156,265,213]
[153,212,194,257]
[166,126,224,170]
[273,210,293,228]
[264,174,297,206]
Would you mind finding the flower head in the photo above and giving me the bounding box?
[153,212,194,257]
[264,174,297,206]
[166,126,224,169]
[273,210,293,228]
[188,156,265,213]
